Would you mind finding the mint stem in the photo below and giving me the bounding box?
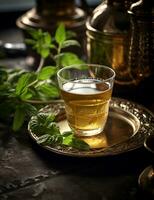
[36,57,45,73]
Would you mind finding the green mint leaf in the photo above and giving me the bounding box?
[37,134,62,145]
[62,131,73,137]
[66,30,77,39]
[39,48,50,59]
[44,32,52,44]
[37,83,60,98]
[37,112,55,124]
[23,103,38,117]
[13,107,25,131]
[61,40,80,49]
[62,134,73,145]
[36,113,59,135]
[15,73,36,96]
[56,52,85,67]
[8,69,26,84]
[37,66,57,80]
[29,113,90,150]
[0,83,11,96]
[25,39,36,45]
[29,113,61,138]
[49,44,56,49]
[29,116,43,135]
[20,88,33,100]
[27,29,52,58]
[46,121,60,134]
[37,134,50,144]
[55,23,66,45]
[28,28,42,40]
[71,137,90,151]
[37,113,49,124]
[0,68,8,83]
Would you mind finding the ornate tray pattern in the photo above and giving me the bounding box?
[28,98,154,157]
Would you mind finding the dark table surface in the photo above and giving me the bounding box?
[0,121,153,200]
[0,22,154,200]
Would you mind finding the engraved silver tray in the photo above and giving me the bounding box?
[28,98,154,157]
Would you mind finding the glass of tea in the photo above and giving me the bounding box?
[57,64,115,137]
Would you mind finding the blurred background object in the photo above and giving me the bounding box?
[0,0,102,42]
[16,0,87,57]
[0,0,34,12]
[86,0,154,106]
[0,0,101,68]
[128,0,154,85]
[86,0,133,85]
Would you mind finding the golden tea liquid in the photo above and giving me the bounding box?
[61,78,112,136]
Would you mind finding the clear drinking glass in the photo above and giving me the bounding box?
[57,64,115,137]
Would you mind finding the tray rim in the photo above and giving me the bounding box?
[28,97,154,157]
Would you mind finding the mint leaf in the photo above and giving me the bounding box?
[66,30,77,39]
[55,23,66,45]
[29,112,90,151]
[62,131,73,137]
[71,137,90,151]
[39,48,50,59]
[25,39,36,45]
[56,52,85,67]
[13,107,25,131]
[23,103,38,117]
[37,112,55,125]
[37,66,57,80]
[20,88,33,100]
[61,40,80,49]
[47,122,61,135]
[8,69,26,84]
[37,134,62,145]
[44,32,52,44]
[28,28,42,40]
[0,68,8,83]
[37,83,59,98]
[62,134,73,145]
[15,73,35,96]
[29,116,42,134]
[37,134,50,144]
[27,29,53,59]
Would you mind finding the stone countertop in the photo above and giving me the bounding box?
[0,123,152,200]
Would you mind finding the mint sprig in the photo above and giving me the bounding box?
[0,23,85,131]
[26,23,84,71]
[29,112,90,151]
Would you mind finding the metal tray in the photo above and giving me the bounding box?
[28,98,154,157]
